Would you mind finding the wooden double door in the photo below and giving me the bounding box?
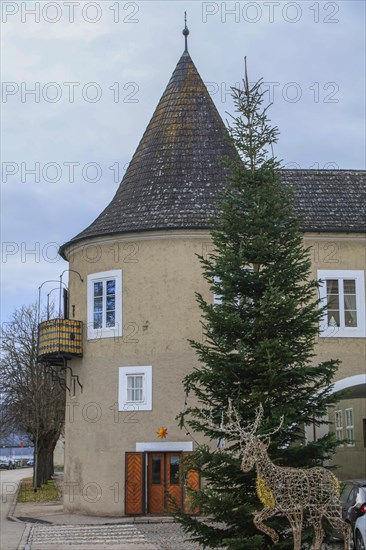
[148,452,182,513]
[125,451,199,515]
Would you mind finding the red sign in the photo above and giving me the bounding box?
[20,441,24,448]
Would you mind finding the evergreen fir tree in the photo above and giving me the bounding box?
[176,60,340,549]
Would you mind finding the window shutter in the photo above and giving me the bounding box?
[183,452,200,514]
[125,452,145,514]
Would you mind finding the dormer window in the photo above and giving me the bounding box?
[87,270,122,339]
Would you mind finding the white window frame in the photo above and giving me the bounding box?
[87,270,122,340]
[213,275,222,305]
[318,270,365,338]
[118,366,152,411]
[335,410,343,444]
[345,408,355,447]
[213,268,253,305]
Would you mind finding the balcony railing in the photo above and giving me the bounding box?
[37,319,83,363]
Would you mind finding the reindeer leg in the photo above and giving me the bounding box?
[253,507,279,543]
[323,505,351,550]
[308,507,324,550]
[286,510,303,550]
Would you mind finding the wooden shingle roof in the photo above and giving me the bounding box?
[282,169,365,233]
[60,52,365,258]
[60,51,236,257]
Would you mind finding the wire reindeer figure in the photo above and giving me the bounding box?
[205,401,350,550]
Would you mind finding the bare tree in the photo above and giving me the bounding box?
[0,303,65,489]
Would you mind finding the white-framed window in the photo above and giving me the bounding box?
[345,408,355,447]
[213,268,253,305]
[87,270,122,340]
[213,275,222,305]
[335,410,343,443]
[118,366,152,411]
[127,374,144,403]
[318,270,365,338]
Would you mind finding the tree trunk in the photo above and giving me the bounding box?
[35,430,60,487]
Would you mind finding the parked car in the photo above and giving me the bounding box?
[0,460,16,470]
[27,458,34,467]
[354,508,366,550]
[340,479,366,550]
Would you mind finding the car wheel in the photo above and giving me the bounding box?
[355,530,366,550]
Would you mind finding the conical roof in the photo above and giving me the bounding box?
[60,50,237,257]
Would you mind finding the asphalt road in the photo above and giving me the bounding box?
[0,468,28,550]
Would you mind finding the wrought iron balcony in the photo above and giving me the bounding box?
[37,319,83,364]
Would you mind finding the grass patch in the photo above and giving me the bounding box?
[17,477,59,503]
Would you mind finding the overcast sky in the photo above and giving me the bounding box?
[1,0,365,323]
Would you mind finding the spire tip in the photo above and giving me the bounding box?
[182,11,189,52]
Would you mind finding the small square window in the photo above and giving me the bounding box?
[118,366,152,411]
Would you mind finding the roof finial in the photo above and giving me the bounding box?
[182,11,189,52]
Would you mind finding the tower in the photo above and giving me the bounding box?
[59,26,236,516]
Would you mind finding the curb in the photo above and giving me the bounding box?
[7,477,23,523]
[11,514,176,525]
[8,475,62,524]
[17,523,32,550]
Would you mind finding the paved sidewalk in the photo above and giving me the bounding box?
[10,473,173,526]
[12,499,174,525]
[8,474,344,550]
[22,524,159,549]
[8,474,195,549]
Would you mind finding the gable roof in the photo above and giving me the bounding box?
[282,169,365,233]
[60,52,365,258]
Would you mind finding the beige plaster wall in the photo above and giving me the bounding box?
[305,233,365,479]
[306,233,366,383]
[63,231,213,515]
[62,230,365,515]
[329,398,366,480]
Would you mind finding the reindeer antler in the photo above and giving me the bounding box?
[251,403,264,434]
[264,415,284,437]
[202,401,284,444]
